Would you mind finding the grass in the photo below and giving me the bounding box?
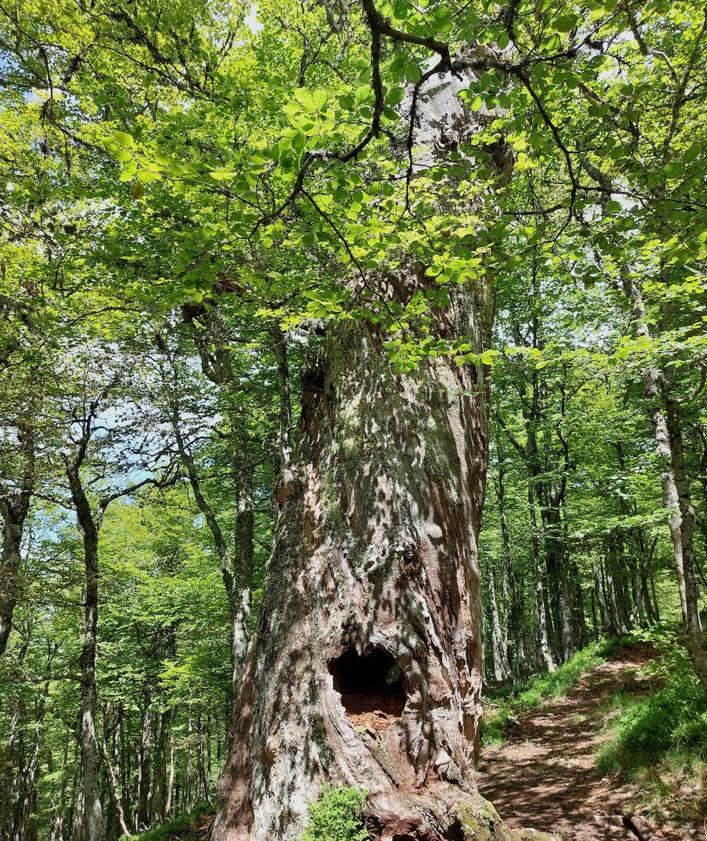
[595,627,707,823]
[122,803,213,841]
[480,638,624,746]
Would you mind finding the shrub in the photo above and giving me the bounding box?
[302,786,370,841]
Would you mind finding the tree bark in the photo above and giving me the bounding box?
[622,274,688,618]
[663,388,707,687]
[495,448,526,676]
[166,321,255,694]
[528,486,556,673]
[485,558,511,683]
[622,273,706,687]
[137,691,151,830]
[67,462,106,841]
[212,278,520,840]
[101,707,131,838]
[0,425,35,657]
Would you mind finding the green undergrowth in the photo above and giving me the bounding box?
[302,786,370,841]
[123,803,213,841]
[596,628,707,823]
[481,636,630,746]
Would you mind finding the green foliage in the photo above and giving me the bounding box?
[1,0,706,836]
[597,631,707,774]
[123,803,213,841]
[301,786,370,841]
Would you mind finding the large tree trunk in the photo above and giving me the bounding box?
[212,282,525,840]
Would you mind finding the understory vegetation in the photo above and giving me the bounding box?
[483,628,707,822]
[125,805,213,841]
[481,641,612,745]
[597,630,707,822]
[301,787,370,841]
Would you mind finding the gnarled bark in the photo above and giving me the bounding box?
[212,273,510,840]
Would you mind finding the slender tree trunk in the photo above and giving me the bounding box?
[206,714,213,801]
[271,324,294,480]
[622,275,688,617]
[185,710,193,809]
[602,538,627,636]
[137,694,151,830]
[495,451,526,676]
[663,390,707,686]
[150,706,171,824]
[542,508,573,662]
[592,562,608,633]
[528,487,556,672]
[1,698,23,840]
[485,559,511,682]
[67,465,106,841]
[167,358,254,695]
[101,708,131,838]
[13,685,46,841]
[48,739,70,841]
[229,446,254,694]
[66,742,80,841]
[0,427,34,658]
[0,496,31,657]
[165,736,175,817]
[622,274,706,686]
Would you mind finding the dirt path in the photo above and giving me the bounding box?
[477,646,692,841]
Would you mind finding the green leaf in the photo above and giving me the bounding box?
[555,14,579,32]
[112,131,135,148]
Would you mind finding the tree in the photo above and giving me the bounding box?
[0,0,705,837]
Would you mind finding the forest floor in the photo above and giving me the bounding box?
[477,644,703,841]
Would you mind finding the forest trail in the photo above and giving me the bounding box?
[477,646,691,841]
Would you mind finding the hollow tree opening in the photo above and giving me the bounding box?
[329,646,407,730]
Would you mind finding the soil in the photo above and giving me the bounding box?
[477,645,703,841]
[341,690,405,732]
